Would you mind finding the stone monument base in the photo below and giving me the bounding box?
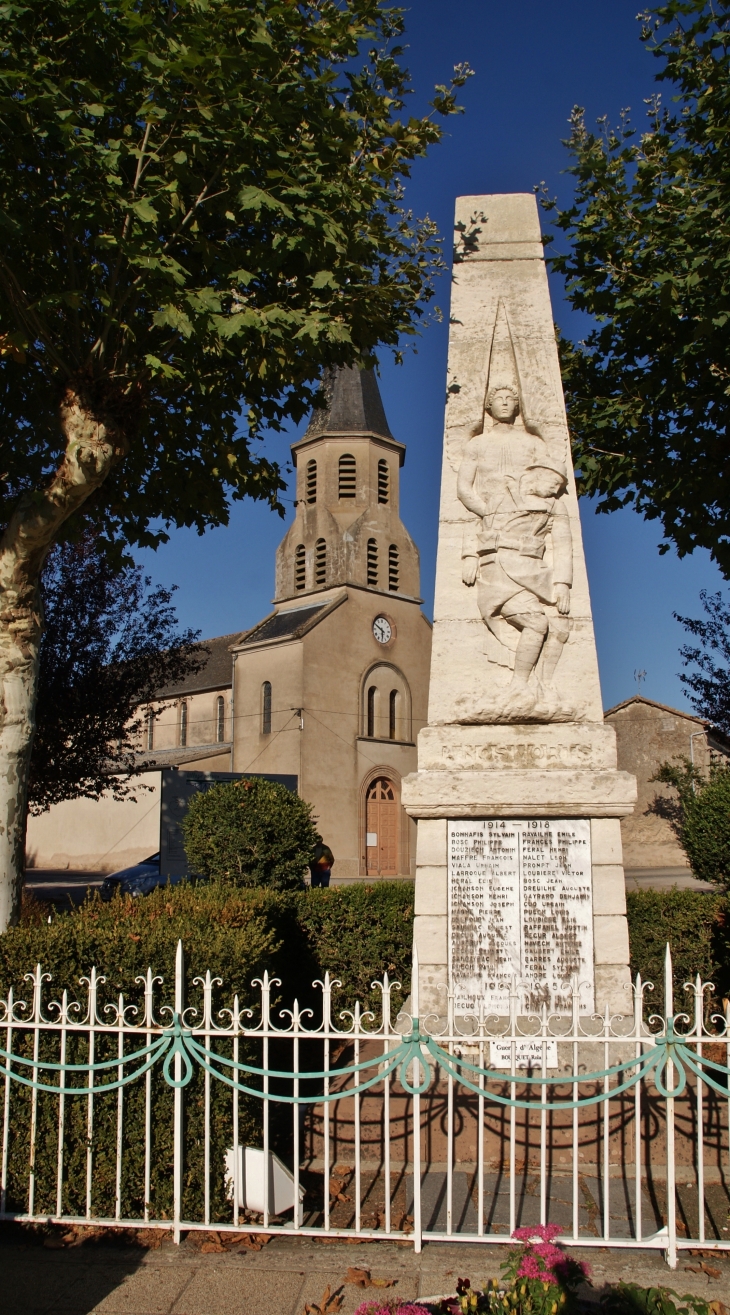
[403,728,636,1022]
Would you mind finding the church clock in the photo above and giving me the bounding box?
[372,616,393,644]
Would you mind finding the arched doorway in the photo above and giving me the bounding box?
[365,776,398,876]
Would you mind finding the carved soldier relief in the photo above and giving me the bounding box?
[454,301,584,723]
[405,194,635,1025]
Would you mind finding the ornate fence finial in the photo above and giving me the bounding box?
[664,943,674,1019]
[175,941,184,1019]
[412,940,419,1022]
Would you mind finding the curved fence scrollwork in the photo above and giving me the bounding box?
[0,941,728,1269]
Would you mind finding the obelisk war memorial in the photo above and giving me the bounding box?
[403,193,637,1022]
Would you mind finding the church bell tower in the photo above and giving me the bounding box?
[275,366,420,602]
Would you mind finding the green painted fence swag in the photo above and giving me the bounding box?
[0,941,728,1269]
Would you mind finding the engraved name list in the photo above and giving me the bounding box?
[448,819,595,1015]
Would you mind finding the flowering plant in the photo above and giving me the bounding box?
[430,1227,589,1315]
[354,1305,428,1315]
[499,1225,590,1315]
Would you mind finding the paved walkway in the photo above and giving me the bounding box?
[4,1227,730,1315]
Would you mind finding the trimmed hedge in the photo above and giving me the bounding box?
[0,880,414,1223]
[626,888,729,1014]
[7,877,728,1224]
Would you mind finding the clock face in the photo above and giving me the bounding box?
[372,616,392,645]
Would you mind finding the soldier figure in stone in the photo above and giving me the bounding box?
[457,384,572,712]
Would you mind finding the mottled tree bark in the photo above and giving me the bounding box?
[0,389,125,929]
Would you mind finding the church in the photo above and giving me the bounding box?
[25,367,432,882]
[25,365,722,890]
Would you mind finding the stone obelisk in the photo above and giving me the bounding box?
[402,194,636,1021]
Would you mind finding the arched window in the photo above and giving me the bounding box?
[366,538,378,586]
[315,537,327,584]
[388,544,399,591]
[367,686,376,738]
[361,664,412,742]
[179,701,188,748]
[262,681,272,735]
[377,459,389,504]
[295,543,306,591]
[146,708,154,751]
[338,453,356,498]
[306,458,317,504]
[216,695,225,743]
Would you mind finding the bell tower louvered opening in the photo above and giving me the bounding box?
[338,453,356,499]
[306,459,317,504]
[295,544,306,591]
[388,544,399,592]
[377,459,389,504]
[367,538,378,586]
[315,537,327,585]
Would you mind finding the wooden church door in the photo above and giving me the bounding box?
[365,777,398,876]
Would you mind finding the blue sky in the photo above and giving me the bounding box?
[136,0,725,714]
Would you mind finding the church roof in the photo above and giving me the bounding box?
[303,364,394,440]
[238,601,328,646]
[154,632,239,698]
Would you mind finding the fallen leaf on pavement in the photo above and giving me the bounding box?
[345,1269,372,1287]
[305,1286,345,1315]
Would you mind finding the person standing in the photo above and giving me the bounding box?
[309,841,334,888]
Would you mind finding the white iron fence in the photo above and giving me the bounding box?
[0,941,728,1269]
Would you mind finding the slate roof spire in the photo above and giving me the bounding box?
[304,364,394,441]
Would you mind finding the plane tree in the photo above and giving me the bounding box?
[544,1,730,574]
[0,0,471,926]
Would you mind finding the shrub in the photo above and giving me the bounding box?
[601,1283,718,1315]
[0,880,414,1223]
[625,888,729,1015]
[653,758,730,885]
[422,1227,588,1315]
[182,776,319,890]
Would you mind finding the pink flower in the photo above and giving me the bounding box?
[512,1224,563,1244]
[354,1305,426,1315]
[518,1257,557,1283]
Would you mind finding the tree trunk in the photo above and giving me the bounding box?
[0,387,126,930]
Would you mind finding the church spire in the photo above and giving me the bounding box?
[304,364,394,441]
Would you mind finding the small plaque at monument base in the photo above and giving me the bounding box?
[448,819,595,1016]
[489,1039,558,1070]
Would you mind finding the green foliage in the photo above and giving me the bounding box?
[182,777,319,890]
[427,1232,587,1315]
[0,882,283,1222]
[296,881,416,1002]
[0,0,473,552]
[543,1,730,575]
[601,1283,717,1315]
[30,537,202,811]
[0,879,414,1221]
[654,758,730,885]
[675,590,730,735]
[626,888,729,1012]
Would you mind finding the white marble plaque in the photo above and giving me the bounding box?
[448,819,594,1015]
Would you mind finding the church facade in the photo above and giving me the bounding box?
[26,368,432,881]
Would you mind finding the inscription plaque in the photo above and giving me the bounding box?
[448,819,594,1015]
